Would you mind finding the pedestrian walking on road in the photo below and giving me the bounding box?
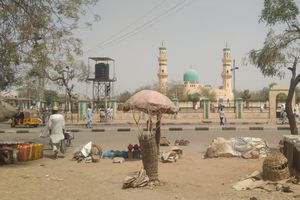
[282,110,287,124]
[86,104,93,128]
[48,106,65,159]
[218,107,225,126]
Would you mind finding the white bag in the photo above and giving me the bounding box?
[40,126,50,138]
[81,141,92,157]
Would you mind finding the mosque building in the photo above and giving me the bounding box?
[157,44,234,101]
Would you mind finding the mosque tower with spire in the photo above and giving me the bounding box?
[221,44,234,99]
[157,42,168,94]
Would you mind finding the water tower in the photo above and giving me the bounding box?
[87,57,116,108]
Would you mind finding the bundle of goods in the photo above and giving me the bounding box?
[122,169,149,189]
[174,139,190,146]
[127,144,141,160]
[161,146,183,163]
[160,137,170,146]
[170,146,183,158]
[73,142,102,163]
[161,151,179,163]
[204,137,270,159]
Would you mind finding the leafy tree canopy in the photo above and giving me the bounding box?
[44,89,59,105]
[240,89,251,101]
[200,87,217,101]
[117,90,132,103]
[0,0,100,91]
[187,93,200,103]
[261,0,298,25]
[250,0,300,134]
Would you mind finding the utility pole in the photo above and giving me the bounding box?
[231,59,239,98]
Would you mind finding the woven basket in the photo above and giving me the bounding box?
[262,152,290,181]
[139,135,158,181]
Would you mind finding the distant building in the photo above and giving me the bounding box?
[157,42,168,95]
[157,44,234,101]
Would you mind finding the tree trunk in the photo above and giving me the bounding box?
[69,97,73,123]
[138,135,158,182]
[286,82,298,135]
[155,115,162,155]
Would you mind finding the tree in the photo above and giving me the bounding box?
[45,62,88,121]
[134,85,157,93]
[201,87,217,101]
[187,93,200,102]
[250,0,300,135]
[295,86,300,102]
[0,0,100,92]
[44,90,59,105]
[241,89,251,101]
[240,89,251,108]
[166,81,181,99]
[187,93,200,109]
[117,90,132,102]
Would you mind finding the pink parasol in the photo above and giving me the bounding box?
[122,90,179,115]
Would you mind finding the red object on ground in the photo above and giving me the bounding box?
[127,144,133,151]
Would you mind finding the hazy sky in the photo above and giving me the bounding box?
[74,0,290,96]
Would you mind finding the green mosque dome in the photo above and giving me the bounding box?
[183,68,199,82]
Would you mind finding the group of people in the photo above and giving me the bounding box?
[86,105,114,128]
[279,103,300,124]
[292,104,300,121]
[40,104,114,159]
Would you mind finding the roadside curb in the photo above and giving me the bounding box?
[4,125,292,134]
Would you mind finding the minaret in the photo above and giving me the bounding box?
[221,44,233,98]
[157,42,168,94]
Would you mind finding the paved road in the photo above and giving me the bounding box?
[0,127,289,153]
[0,118,291,157]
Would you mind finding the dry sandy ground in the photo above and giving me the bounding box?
[1,148,300,200]
[1,131,300,200]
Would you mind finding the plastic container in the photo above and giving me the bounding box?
[18,143,43,161]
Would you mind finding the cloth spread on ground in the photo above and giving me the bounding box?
[204,137,270,159]
[161,151,179,163]
[122,169,149,189]
[232,170,297,192]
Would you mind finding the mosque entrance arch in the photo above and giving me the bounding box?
[269,85,295,122]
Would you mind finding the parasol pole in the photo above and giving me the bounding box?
[155,114,162,155]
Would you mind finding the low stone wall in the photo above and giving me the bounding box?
[63,110,271,123]
[243,112,269,119]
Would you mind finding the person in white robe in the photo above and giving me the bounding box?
[48,106,65,158]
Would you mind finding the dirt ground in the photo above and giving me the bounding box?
[1,131,300,200]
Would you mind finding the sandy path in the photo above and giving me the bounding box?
[0,130,299,200]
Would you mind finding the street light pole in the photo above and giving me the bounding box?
[231,59,239,98]
[231,59,239,113]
